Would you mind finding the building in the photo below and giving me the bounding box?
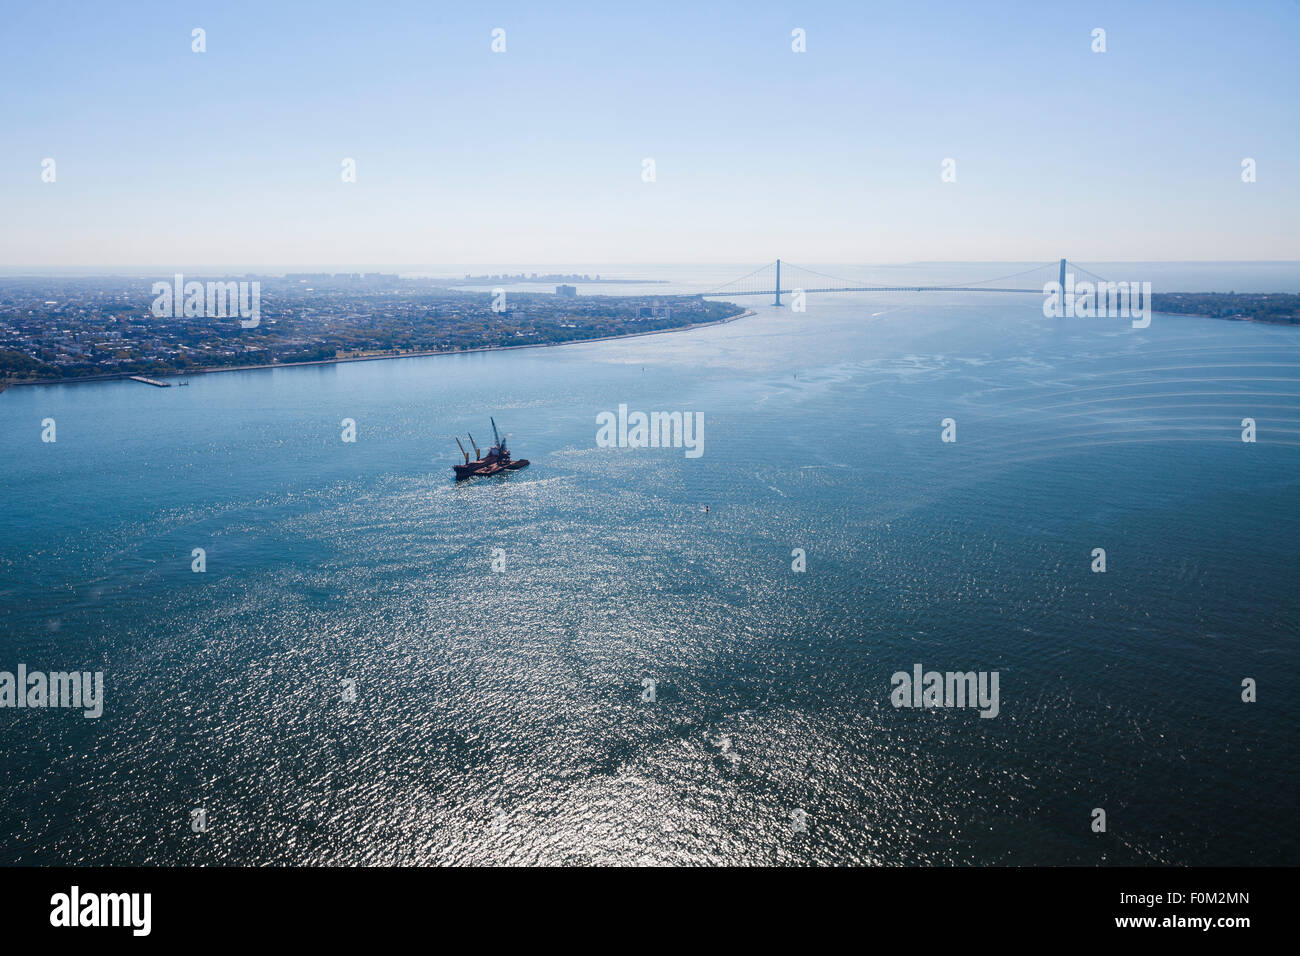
[555,284,577,297]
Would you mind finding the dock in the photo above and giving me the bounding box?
[128,376,171,387]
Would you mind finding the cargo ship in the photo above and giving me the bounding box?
[453,417,530,480]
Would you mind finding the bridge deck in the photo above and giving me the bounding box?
[697,260,1101,301]
[704,287,1042,296]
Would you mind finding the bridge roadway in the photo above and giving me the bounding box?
[704,286,1042,296]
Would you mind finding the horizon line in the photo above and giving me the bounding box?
[3,258,1300,276]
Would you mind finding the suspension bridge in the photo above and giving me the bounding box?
[701,259,1110,305]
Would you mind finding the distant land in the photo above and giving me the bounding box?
[279,272,669,286]
[1151,292,1300,325]
[3,277,1297,390]
[0,275,740,387]
[458,272,668,285]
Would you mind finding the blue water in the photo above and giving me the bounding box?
[2,272,1297,865]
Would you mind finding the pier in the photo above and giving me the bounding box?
[128,375,171,387]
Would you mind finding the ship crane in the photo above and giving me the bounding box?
[451,418,530,481]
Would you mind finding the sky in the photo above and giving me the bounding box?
[1,0,1298,269]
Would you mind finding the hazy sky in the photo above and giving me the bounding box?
[2,0,1298,268]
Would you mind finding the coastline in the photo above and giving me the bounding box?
[1151,308,1298,326]
[1,307,757,392]
[11,301,1288,394]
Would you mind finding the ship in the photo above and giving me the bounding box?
[453,417,530,480]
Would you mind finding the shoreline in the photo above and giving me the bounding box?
[1151,308,1298,326]
[1,307,758,392]
[7,302,1290,394]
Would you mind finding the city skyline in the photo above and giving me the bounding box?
[2,0,1298,268]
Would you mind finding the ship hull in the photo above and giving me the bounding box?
[453,458,529,480]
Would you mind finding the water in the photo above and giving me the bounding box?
[2,268,1297,865]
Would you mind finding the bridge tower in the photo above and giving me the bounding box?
[1059,258,1067,292]
[774,259,781,307]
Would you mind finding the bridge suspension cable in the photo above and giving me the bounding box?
[1066,261,1111,284]
[941,262,1060,288]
